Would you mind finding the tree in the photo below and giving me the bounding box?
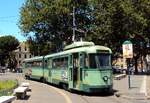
[0,35,19,69]
[19,0,150,73]
[113,0,149,73]
[19,0,94,55]
[88,0,149,73]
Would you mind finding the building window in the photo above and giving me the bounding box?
[19,47,21,51]
[25,46,27,51]
[24,54,27,58]
[19,54,21,58]
[19,60,21,64]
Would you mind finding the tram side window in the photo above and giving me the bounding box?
[89,54,97,68]
[52,57,68,69]
[80,53,88,68]
[48,59,52,69]
[25,62,32,68]
[26,61,43,68]
[63,57,68,68]
[44,60,48,67]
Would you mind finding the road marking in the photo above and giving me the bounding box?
[50,86,72,103]
[140,75,147,96]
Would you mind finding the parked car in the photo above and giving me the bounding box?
[0,66,6,73]
[15,67,23,73]
[112,66,127,74]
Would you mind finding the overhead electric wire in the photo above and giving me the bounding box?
[0,16,18,19]
[0,15,19,23]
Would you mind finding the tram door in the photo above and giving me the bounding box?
[73,53,79,88]
[48,58,52,83]
[68,53,79,89]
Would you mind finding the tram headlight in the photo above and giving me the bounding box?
[103,76,108,82]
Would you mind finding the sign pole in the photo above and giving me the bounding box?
[127,58,131,89]
[122,40,133,89]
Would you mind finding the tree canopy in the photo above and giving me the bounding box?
[0,35,19,66]
[19,0,150,56]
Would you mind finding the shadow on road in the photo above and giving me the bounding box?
[28,78,117,97]
[16,95,30,100]
[68,89,117,97]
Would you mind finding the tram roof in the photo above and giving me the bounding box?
[23,56,43,62]
[23,42,112,62]
[64,41,95,50]
[45,45,112,58]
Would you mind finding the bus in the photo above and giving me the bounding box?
[22,41,113,93]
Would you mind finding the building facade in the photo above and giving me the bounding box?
[14,42,33,68]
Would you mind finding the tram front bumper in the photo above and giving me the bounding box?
[82,84,113,93]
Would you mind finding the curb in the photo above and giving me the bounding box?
[114,92,150,100]
[114,74,126,80]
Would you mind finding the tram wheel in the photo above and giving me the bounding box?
[107,88,114,95]
[61,83,68,90]
[40,77,46,83]
[25,75,30,80]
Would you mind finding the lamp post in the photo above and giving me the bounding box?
[140,41,144,72]
[146,39,150,73]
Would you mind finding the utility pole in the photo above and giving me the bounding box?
[72,6,84,42]
[72,6,76,42]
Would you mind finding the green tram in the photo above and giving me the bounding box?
[22,41,113,93]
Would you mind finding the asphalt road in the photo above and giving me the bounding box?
[0,72,149,103]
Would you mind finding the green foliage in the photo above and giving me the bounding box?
[19,0,93,55]
[27,38,55,55]
[0,35,19,52]
[19,0,150,57]
[0,80,18,96]
[0,80,17,90]
[0,35,19,66]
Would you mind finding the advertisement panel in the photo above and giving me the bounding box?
[123,41,133,58]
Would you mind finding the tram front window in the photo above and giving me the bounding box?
[89,54,111,68]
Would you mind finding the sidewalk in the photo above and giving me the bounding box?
[114,75,150,100]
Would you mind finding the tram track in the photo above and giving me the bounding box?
[26,79,124,103]
[26,78,121,103]
[109,96,123,103]
[74,92,122,103]
[77,95,91,103]
[66,91,123,103]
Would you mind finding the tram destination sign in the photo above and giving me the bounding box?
[122,40,133,58]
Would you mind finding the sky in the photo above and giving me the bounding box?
[0,0,26,41]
